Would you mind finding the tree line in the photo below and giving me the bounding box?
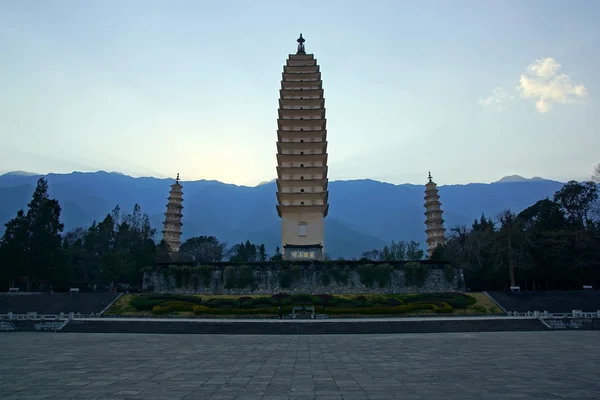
[431,179,600,291]
[0,178,275,292]
[1,170,599,292]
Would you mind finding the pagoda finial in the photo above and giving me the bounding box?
[296,33,306,55]
[176,172,180,184]
[428,171,433,183]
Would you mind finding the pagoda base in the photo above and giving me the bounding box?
[283,244,324,261]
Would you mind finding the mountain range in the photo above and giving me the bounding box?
[0,171,565,258]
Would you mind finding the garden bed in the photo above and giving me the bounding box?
[105,292,503,318]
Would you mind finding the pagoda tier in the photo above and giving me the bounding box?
[279,98,324,108]
[276,35,329,261]
[161,174,184,253]
[277,141,327,154]
[277,130,327,142]
[424,172,446,258]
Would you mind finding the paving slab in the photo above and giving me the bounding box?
[0,332,599,399]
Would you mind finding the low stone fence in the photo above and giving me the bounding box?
[142,263,465,295]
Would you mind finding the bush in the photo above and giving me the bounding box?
[403,292,474,309]
[321,271,332,286]
[193,265,214,286]
[471,305,487,313]
[279,266,302,288]
[224,265,256,289]
[431,302,453,313]
[329,266,349,285]
[327,303,437,315]
[404,262,429,287]
[328,297,359,308]
[204,298,240,308]
[152,301,196,315]
[238,296,253,304]
[366,295,390,307]
[387,297,403,307]
[193,305,279,315]
[282,294,316,306]
[358,264,393,288]
[129,297,164,311]
[443,265,456,283]
[147,294,203,305]
[243,297,278,308]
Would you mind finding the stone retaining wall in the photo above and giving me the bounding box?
[142,265,465,295]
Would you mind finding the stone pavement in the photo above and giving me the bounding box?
[0,332,599,400]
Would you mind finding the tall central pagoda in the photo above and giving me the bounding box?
[276,34,329,261]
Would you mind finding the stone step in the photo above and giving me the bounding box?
[487,291,600,314]
[0,293,120,315]
[60,318,549,335]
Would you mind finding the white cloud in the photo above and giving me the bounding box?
[517,57,587,113]
[479,87,514,110]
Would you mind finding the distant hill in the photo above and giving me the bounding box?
[0,171,565,258]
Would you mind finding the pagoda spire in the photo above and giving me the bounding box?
[276,35,328,261]
[424,172,446,258]
[296,33,306,55]
[161,174,184,252]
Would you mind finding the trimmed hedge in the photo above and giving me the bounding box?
[152,301,195,315]
[153,261,456,289]
[127,292,476,316]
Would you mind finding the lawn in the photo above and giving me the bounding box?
[104,292,504,318]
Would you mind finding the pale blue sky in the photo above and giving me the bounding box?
[1,0,598,186]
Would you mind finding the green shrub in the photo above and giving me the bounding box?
[404,262,429,287]
[279,265,302,288]
[204,298,240,308]
[282,294,316,306]
[329,266,349,285]
[242,297,278,309]
[193,305,278,315]
[326,302,436,315]
[365,295,389,307]
[321,270,332,286]
[238,296,253,304]
[387,298,403,307]
[358,264,393,288]
[443,265,456,283]
[147,294,204,305]
[224,265,256,289]
[129,297,164,311]
[430,302,453,313]
[193,265,214,286]
[472,305,487,313]
[328,297,359,308]
[152,301,195,315]
[403,292,474,309]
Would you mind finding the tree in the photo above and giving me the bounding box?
[180,236,226,263]
[270,247,283,261]
[360,249,382,261]
[364,240,424,261]
[25,178,65,291]
[0,210,29,289]
[406,240,424,261]
[229,240,259,262]
[592,163,600,183]
[496,209,528,286]
[553,181,598,227]
[258,244,268,262]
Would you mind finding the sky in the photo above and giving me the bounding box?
[1,0,599,186]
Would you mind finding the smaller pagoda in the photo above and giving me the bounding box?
[424,172,446,257]
[161,173,184,252]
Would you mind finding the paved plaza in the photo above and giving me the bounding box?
[1,331,599,400]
